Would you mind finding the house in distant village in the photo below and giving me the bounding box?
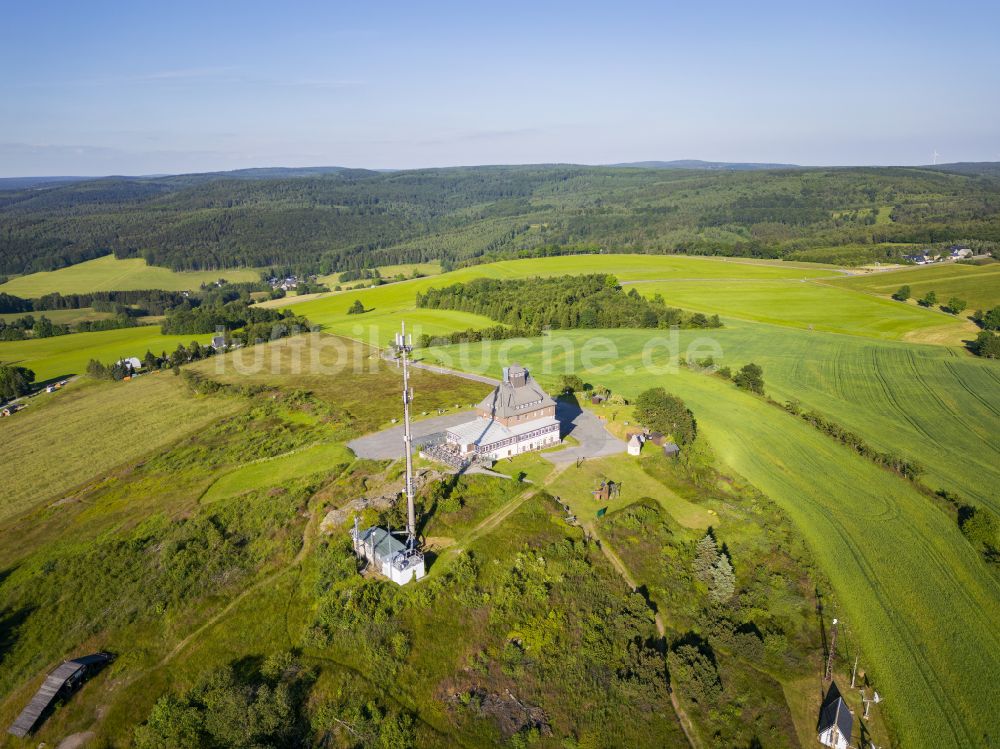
[435,365,560,463]
[1,404,22,417]
[949,246,972,260]
[211,335,227,351]
[817,682,853,749]
[903,251,930,265]
[117,357,142,372]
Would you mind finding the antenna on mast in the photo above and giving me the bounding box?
[394,321,417,549]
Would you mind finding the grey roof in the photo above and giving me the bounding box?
[817,682,852,742]
[663,442,680,455]
[358,526,407,562]
[8,654,112,737]
[476,365,555,419]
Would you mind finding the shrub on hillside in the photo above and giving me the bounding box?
[0,363,35,401]
[634,387,697,445]
[970,330,1000,359]
[733,363,765,395]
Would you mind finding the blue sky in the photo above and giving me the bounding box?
[1,0,998,175]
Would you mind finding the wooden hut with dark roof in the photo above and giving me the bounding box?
[7,653,113,737]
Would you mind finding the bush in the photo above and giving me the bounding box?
[0,363,35,401]
[944,297,967,315]
[667,643,722,707]
[634,387,697,445]
[733,363,764,395]
[970,330,1000,359]
[892,285,911,301]
[917,290,937,307]
[347,299,366,315]
[960,505,999,553]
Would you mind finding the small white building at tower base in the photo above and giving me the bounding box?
[351,524,425,585]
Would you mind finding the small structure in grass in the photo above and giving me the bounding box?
[8,653,113,737]
[627,433,643,456]
[662,442,680,458]
[591,479,620,503]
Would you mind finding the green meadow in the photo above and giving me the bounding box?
[829,261,1000,310]
[0,325,216,381]
[421,331,1000,749]
[628,278,971,341]
[0,375,241,523]
[0,255,260,296]
[543,454,715,530]
[0,307,114,325]
[282,254,969,348]
[201,442,356,504]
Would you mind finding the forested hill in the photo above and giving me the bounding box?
[2,163,999,276]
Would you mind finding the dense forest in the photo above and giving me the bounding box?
[416,274,721,330]
[2,164,999,275]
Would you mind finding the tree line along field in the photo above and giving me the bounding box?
[828,261,1000,311]
[0,255,260,296]
[283,254,969,344]
[420,333,1000,749]
[3,164,1000,275]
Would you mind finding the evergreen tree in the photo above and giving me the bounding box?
[0,363,35,400]
[693,533,719,583]
[710,554,736,604]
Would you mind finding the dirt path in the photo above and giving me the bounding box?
[585,521,702,749]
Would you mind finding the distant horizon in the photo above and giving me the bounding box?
[2,1,997,177]
[3,158,1000,181]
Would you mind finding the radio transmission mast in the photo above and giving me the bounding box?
[394,322,416,548]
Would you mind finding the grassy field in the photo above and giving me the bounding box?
[0,307,114,325]
[630,278,974,342]
[318,260,443,287]
[543,454,715,530]
[280,253,972,346]
[0,325,216,381]
[0,375,241,523]
[421,331,1000,748]
[200,442,355,504]
[828,261,1000,310]
[0,255,261,296]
